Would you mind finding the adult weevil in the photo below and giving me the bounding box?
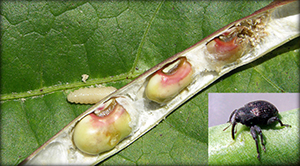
[223,100,291,160]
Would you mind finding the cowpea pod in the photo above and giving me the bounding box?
[20,1,299,165]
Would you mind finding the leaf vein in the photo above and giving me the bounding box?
[129,0,165,74]
[254,67,285,92]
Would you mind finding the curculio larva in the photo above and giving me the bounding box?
[67,87,117,104]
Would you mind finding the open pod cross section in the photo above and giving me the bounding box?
[14,1,299,165]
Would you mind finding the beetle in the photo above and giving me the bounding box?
[223,100,291,160]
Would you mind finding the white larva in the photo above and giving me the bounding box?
[67,86,117,104]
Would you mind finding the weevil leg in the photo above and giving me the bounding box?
[267,116,291,127]
[253,125,266,152]
[250,125,263,160]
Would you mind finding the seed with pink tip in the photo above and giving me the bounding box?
[73,98,132,155]
[145,57,193,103]
[206,27,249,66]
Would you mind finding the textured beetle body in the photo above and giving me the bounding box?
[225,100,291,160]
[231,101,278,127]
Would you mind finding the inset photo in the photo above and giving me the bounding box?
[208,93,299,165]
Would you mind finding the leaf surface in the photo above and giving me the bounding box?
[209,109,299,165]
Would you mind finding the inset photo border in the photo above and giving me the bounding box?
[208,93,299,165]
[208,93,299,127]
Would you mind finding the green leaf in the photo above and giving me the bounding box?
[1,1,298,165]
[209,109,300,165]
